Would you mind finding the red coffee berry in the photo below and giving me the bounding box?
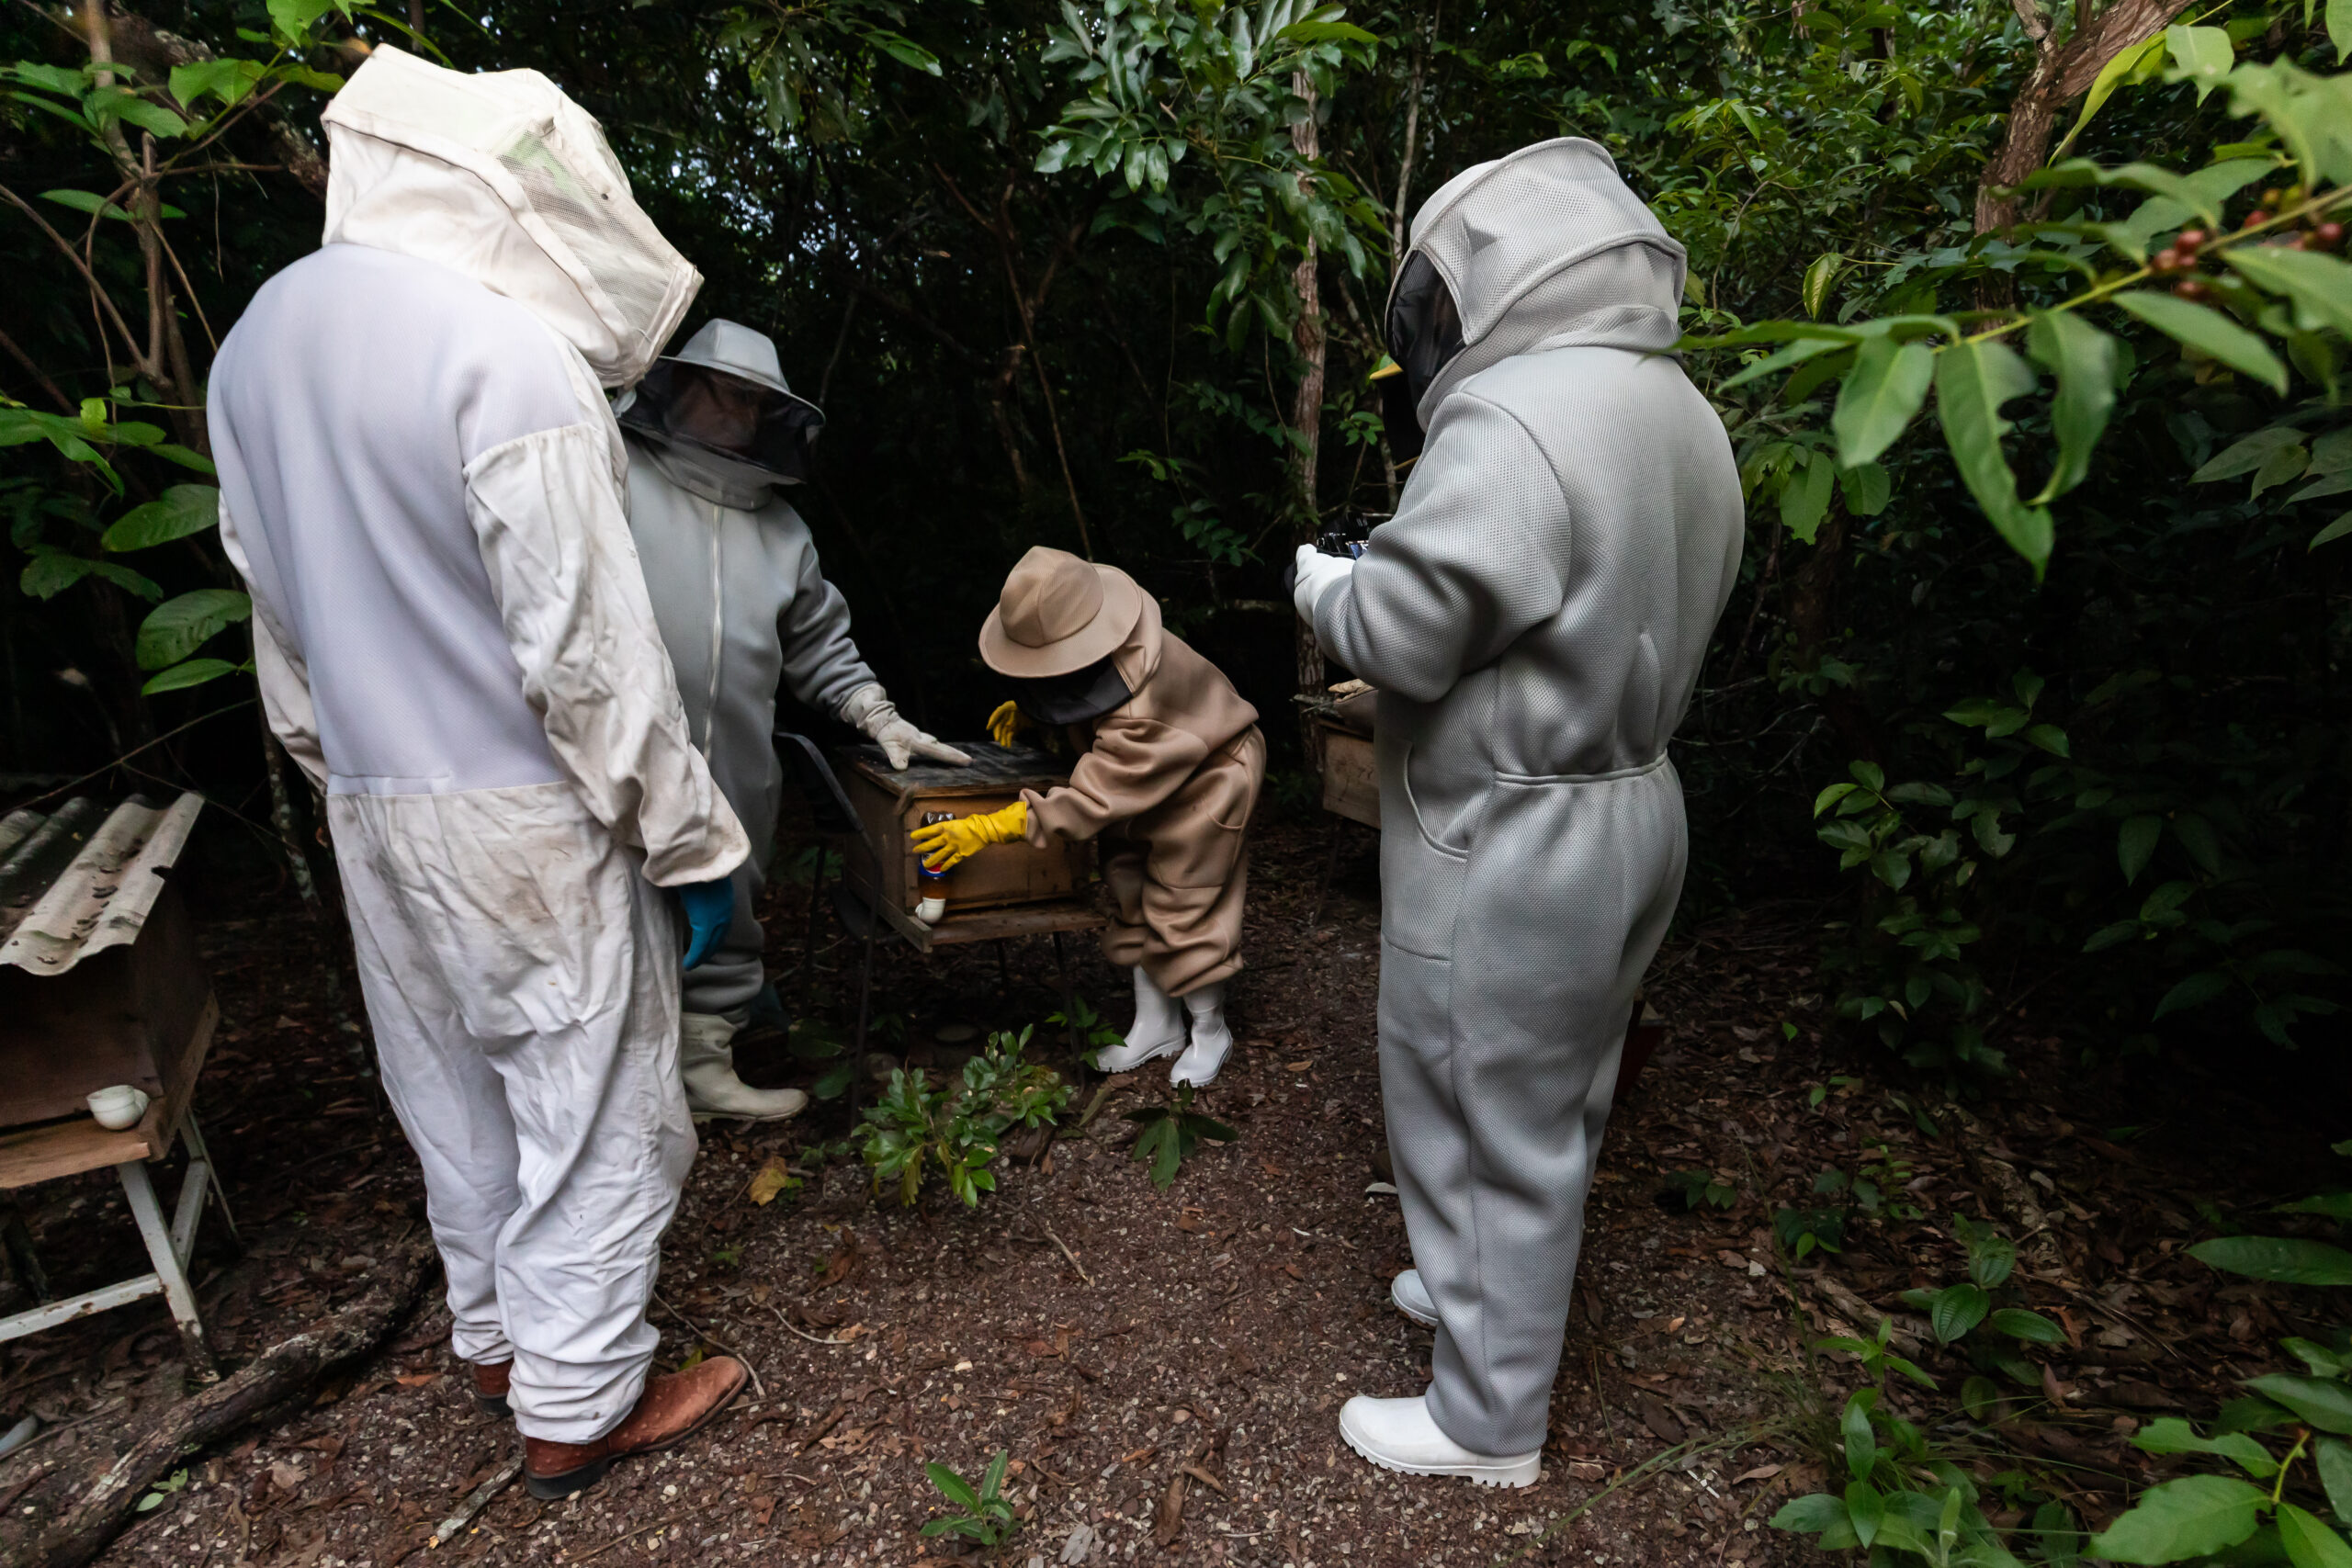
[2172,279,2211,302]
[2153,248,2182,273]
[2176,228,2208,252]
[2244,210,2272,230]
[2315,222,2345,251]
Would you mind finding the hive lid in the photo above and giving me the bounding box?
[0,793,205,975]
[837,742,1071,801]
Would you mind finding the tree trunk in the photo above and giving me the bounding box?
[1784,501,1877,762]
[1291,73,1329,766]
[1973,0,2199,236]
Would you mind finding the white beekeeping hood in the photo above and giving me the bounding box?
[321,43,701,388]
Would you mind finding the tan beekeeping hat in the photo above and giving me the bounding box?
[978,547,1145,678]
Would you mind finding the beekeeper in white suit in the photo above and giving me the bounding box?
[209,45,752,1499]
[616,318,967,1121]
[1293,139,1744,1485]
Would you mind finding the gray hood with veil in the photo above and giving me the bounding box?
[1390,138,1688,426]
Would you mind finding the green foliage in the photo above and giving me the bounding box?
[1035,0,1386,350]
[922,1449,1020,1548]
[1124,1080,1238,1190]
[850,1027,1070,1207]
[1045,994,1125,1069]
[1664,1168,1736,1209]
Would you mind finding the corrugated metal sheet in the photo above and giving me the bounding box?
[0,794,205,975]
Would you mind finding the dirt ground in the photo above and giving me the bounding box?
[1,807,2341,1568]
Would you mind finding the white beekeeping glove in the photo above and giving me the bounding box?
[840,682,971,771]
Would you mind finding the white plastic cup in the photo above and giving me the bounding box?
[914,896,946,925]
[87,1084,150,1131]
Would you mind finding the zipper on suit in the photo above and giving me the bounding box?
[701,501,724,760]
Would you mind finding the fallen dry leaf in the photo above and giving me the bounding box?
[1153,1474,1186,1547]
[391,1372,440,1388]
[746,1156,796,1207]
[1733,1464,1784,1484]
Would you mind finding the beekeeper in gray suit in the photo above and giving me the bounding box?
[1293,139,1743,1485]
[620,320,967,1121]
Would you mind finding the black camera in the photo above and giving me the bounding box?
[1317,509,1389,559]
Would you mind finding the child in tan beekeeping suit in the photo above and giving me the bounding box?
[912,547,1264,1087]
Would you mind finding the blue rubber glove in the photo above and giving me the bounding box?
[675,878,735,971]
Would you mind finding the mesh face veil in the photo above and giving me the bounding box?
[321,43,701,388]
[1380,252,1464,461]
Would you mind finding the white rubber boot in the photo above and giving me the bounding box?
[1095,966,1187,1073]
[681,1012,808,1122]
[1390,1269,1440,1329]
[1170,982,1231,1089]
[1339,1392,1541,1487]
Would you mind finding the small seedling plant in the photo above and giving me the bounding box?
[853,1027,1070,1207]
[1898,1214,2069,1389]
[1046,994,1124,1068]
[922,1448,1020,1551]
[1125,1081,1238,1190]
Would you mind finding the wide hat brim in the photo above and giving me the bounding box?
[978,562,1146,678]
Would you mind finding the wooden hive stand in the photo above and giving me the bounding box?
[0,793,235,1382]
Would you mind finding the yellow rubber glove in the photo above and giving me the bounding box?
[987,700,1035,749]
[910,800,1028,873]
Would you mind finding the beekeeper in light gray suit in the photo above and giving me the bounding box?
[620,320,967,1122]
[1293,139,1743,1485]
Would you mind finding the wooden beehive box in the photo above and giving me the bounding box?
[1318,724,1381,829]
[834,743,1092,918]
[0,795,211,1130]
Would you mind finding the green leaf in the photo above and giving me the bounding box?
[135,588,250,671]
[2086,1475,2268,1564]
[1842,1392,1878,1480]
[140,657,243,695]
[1804,253,1847,320]
[2331,0,2352,63]
[1847,1480,1885,1548]
[980,1448,1011,1502]
[1936,340,2053,573]
[1780,452,1836,544]
[2316,1438,2352,1523]
[2278,1503,2352,1568]
[2164,25,2237,103]
[1833,337,1937,469]
[267,0,345,42]
[925,1462,983,1513]
[2120,814,2163,884]
[2247,1375,2352,1435]
[1838,461,1892,517]
[1988,1307,2067,1345]
[1772,1493,1849,1533]
[40,188,136,221]
[21,548,159,601]
[2225,248,2352,341]
[861,28,944,75]
[102,484,220,552]
[169,58,265,109]
[2026,312,2119,503]
[2195,425,2308,482]
[2023,723,2071,757]
[2054,34,2168,160]
[2112,291,2290,395]
[2132,1416,2280,1478]
[2193,1235,2352,1288]
[1815,782,1860,817]
[1931,1282,1991,1344]
[2155,969,2232,1018]
[2313,513,2352,550]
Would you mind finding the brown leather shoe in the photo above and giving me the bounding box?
[469,1359,513,1418]
[521,1357,748,1500]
